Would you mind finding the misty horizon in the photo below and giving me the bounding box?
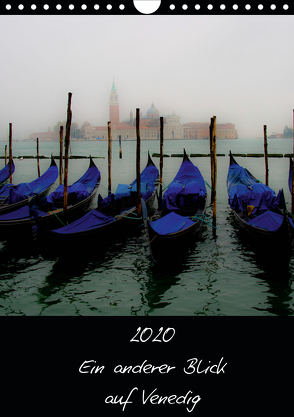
[1,15,293,141]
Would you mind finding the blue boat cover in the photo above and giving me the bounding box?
[0,205,48,221]
[227,163,279,214]
[164,158,206,212]
[115,164,158,201]
[52,210,115,234]
[149,155,206,236]
[0,161,15,185]
[0,162,99,222]
[38,163,100,211]
[247,210,284,232]
[150,212,195,235]
[0,160,58,204]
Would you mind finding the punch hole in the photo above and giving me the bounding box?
[133,1,161,14]
[107,4,112,9]
[207,4,213,10]
[182,4,188,10]
[119,4,125,9]
[170,4,175,9]
[81,4,87,10]
[283,4,289,9]
[56,4,62,10]
[195,4,200,10]
[245,4,251,9]
[94,4,100,10]
[18,4,24,9]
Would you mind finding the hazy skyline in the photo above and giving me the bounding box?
[1,14,293,140]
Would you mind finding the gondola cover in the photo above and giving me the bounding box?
[164,158,206,213]
[48,153,158,237]
[114,163,159,202]
[0,159,99,222]
[227,160,281,215]
[0,158,58,205]
[150,211,195,235]
[0,160,15,185]
[37,162,100,212]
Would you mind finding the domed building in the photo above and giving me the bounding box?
[146,102,159,118]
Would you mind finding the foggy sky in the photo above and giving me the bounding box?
[0,14,293,140]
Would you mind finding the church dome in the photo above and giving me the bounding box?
[146,102,159,118]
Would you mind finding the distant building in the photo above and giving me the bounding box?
[29,80,238,140]
[28,131,59,141]
[183,122,238,139]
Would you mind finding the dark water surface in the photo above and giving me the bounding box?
[0,138,294,316]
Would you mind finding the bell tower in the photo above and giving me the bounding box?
[109,78,120,125]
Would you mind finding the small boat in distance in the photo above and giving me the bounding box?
[227,151,293,253]
[142,149,207,262]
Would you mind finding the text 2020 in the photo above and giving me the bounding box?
[130,327,175,343]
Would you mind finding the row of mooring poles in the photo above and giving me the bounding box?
[210,116,217,232]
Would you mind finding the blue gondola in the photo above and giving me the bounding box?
[142,149,207,262]
[0,156,100,240]
[0,155,57,214]
[37,152,159,253]
[227,151,293,253]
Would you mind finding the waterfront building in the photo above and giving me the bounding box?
[183,122,238,139]
[29,81,238,140]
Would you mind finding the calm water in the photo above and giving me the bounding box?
[0,138,294,316]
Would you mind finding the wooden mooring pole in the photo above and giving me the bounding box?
[264,125,269,186]
[59,125,64,185]
[63,92,72,214]
[36,137,40,178]
[5,145,7,165]
[9,123,12,183]
[119,135,122,159]
[108,121,112,195]
[292,109,294,214]
[210,116,217,230]
[136,108,142,217]
[159,117,164,199]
